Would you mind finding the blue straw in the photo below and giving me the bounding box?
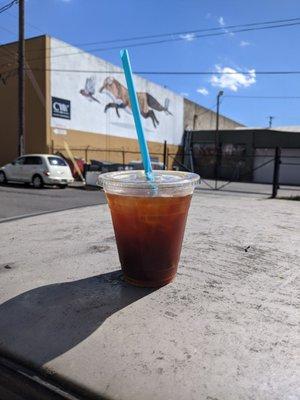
[120,49,154,181]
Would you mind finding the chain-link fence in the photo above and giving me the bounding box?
[52,145,300,198]
[168,147,300,198]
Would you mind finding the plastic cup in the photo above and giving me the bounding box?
[99,170,200,287]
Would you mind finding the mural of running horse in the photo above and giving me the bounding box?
[99,77,172,128]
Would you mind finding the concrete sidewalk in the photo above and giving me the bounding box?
[0,192,299,399]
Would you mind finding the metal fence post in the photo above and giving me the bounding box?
[85,146,89,163]
[271,146,281,198]
[214,90,223,189]
[214,144,222,189]
[163,140,168,170]
[122,150,125,168]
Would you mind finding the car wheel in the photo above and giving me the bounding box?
[58,184,67,189]
[32,174,44,189]
[0,171,7,185]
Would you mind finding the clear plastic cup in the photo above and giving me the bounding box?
[98,170,200,287]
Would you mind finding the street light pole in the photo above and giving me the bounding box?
[18,0,25,156]
[214,90,223,189]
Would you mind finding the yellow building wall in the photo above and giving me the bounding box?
[0,36,48,165]
[50,128,181,169]
[0,35,181,169]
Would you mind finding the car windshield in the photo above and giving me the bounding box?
[48,157,67,166]
[14,157,26,165]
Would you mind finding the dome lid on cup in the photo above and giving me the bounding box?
[98,170,200,190]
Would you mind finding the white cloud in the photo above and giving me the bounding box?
[210,65,256,92]
[179,33,196,42]
[218,16,225,26]
[226,30,235,37]
[197,87,209,96]
[240,40,251,47]
[217,16,234,36]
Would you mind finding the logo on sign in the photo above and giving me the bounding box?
[52,97,71,119]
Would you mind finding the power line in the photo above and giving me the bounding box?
[2,66,300,76]
[2,67,300,75]
[0,24,299,76]
[0,23,17,37]
[195,102,219,118]
[225,95,300,99]
[0,43,45,107]
[0,37,299,78]
[48,21,300,57]
[1,31,299,78]
[4,9,45,35]
[4,18,300,63]
[24,16,300,53]
[0,15,300,68]
[0,0,18,15]
[138,71,300,75]
[0,28,17,79]
[23,20,44,35]
[74,16,300,46]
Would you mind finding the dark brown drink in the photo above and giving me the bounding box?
[106,193,192,287]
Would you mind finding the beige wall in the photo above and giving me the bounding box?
[50,128,180,169]
[184,98,243,131]
[0,44,18,165]
[0,30,180,169]
[0,36,48,165]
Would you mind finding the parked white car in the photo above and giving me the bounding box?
[0,154,74,188]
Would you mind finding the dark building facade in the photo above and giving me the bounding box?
[184,128,300,185]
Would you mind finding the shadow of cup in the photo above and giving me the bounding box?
[0,270,155,366]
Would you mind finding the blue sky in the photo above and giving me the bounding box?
[1,0,300,127]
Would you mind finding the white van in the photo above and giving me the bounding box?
[0,154,74,188]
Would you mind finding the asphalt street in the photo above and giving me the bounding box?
[0,184,106,222]
[1,180,299,223]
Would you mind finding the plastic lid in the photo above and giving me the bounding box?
[98,170,200,193]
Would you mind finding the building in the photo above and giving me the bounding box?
[187,127,300,185]
[0,35,242,167]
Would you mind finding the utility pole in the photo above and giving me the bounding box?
[268,115,274,128]
[18,0,25,156]
[214,90,223,189]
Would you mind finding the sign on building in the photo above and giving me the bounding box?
[52,97,71,120]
